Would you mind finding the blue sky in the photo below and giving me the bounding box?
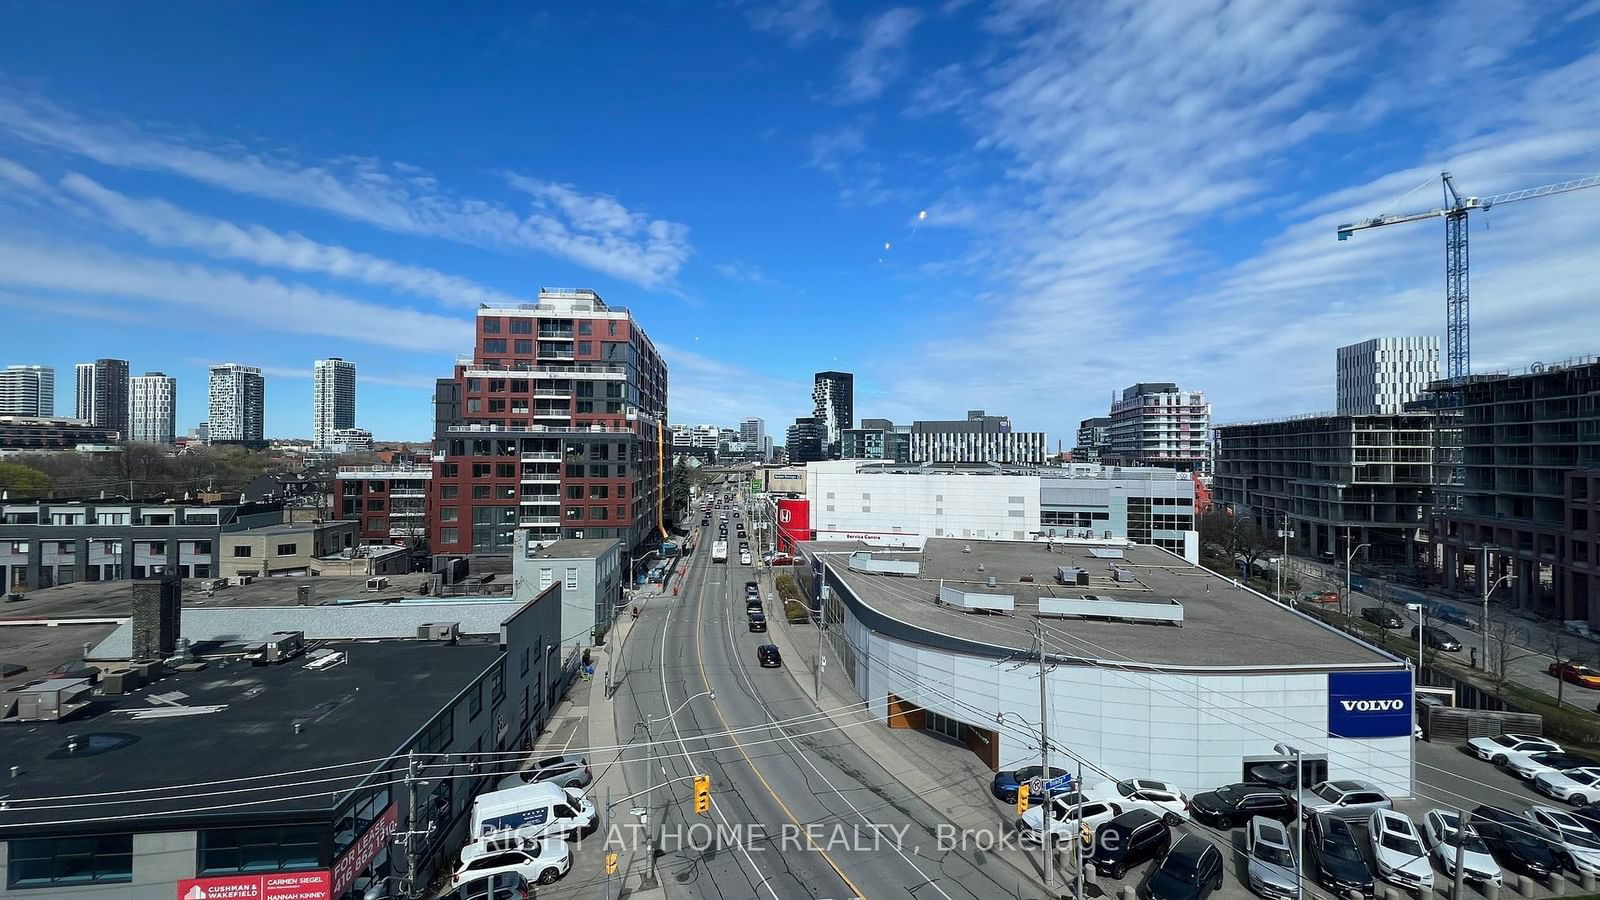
[1,1,1599,444]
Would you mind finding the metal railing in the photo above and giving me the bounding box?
[521,451,562,460]
[336,464,433,476]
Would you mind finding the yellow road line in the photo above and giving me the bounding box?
[691,550,870,900]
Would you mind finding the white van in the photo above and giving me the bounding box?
[470,782,598,843]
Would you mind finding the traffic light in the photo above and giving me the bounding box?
[1015,782,1030,815]
[693,773,711,814]
[604,852,618,875]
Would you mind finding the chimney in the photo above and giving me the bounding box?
[131,574,181,661]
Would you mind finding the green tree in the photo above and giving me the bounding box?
[667,457,694,521]
[0,461,50,497]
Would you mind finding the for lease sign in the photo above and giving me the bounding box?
[177,870,331,900]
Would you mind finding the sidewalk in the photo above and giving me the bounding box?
[757,568,1079,899]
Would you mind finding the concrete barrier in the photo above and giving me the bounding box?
[1580,870,1595,892]
[1121,886,1137,900]
[1484,880,1499,900]
[1420,885,1435,900]
[1550,873,1565,896]
[1504,873,1522,896]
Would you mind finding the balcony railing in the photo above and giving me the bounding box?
[519,515,560,525]
[538,329,575,339]
[337,464,433,476]
[536,350,575,360]
[457,357,626,376]
[521,451,562,461]
[448,423,636,434]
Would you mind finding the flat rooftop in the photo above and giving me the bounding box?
[0,573,434,620]
[811,538,1392,668]
[525,538,620,560]
[0,639,498,831]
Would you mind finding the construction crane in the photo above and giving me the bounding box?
[1336,171,1600,381]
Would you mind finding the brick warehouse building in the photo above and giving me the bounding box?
[425,288,669,568]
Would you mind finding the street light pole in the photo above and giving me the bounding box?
[640,689,715,885]
[1274,742,1303,900]
[1037,620,1054,887]
[1277,514,1294,604]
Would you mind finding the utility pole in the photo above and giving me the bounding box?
[1452,809,1468,900]
[1480,545,1491,670]
[814,602,826,702]
[1037,620,1054,887]
[1276,515,1294,604]
[1074,759,1085,900]
[404,751,420,899]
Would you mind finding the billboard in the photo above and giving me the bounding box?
[775,498,810,553]
[1327,670,1413,738]
[177,871,330,900]
[331,803,399,899]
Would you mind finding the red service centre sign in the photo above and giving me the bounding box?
[178,871,330,900]
[775,498,810,553]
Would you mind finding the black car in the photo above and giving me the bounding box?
[745,581,759,597]
[1187,784,1295,828]
[1412,624,1463,651]
[1246,761,1300,790]
[1306,812,1375,897]
[1140,834,1224,900]
[748,610,768,632]
[1360,606,1405,629]
[1572,803,1600,836]
[757,644,782,667]
[1472,805,1561,878]
[1092,809,1170,879]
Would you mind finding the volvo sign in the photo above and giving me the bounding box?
[1327,671,1413,738]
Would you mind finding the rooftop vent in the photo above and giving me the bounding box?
[417,622,461,643]
[0,678,93,723]
[938,582,1015,613]
[1037,595,1183,626]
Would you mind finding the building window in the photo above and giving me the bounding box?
[276,543,298,556]
[441,485,459,499]
[7,834,133,887]
[468,684,483,720]
[578,320,592,335]
[148,541,166,554]
[440,527,459,544]
[472,463,491,478]
[481,317,501,334]
[441,507,458,522]
[565,567,579,590]
[608,320,617,336]
[520,646,530,675]
[590,506,609,521]
[368,498,385,511]
[589,485,609,499]
[578,341,592,355]
[496,463,515,478]
[472,485,491,499]
[232,546,253,557]
[366,516,386,532]
[197,825,321,874]
[193,540,212,554]
[510,317,532,334]
[491,661,506,703]
[513,339,533,354]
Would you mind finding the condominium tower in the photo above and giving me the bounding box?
[313,357,357,448]
[1336,337,1440,415]
[0,365,54,417]
[208,364,265,443]
[128,372,178,444]
[75,358,129,435]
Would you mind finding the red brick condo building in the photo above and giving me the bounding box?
[422,288,668,568]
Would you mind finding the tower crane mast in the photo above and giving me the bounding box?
[1336,172,1600,382]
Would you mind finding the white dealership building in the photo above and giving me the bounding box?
[797,538,1415,797]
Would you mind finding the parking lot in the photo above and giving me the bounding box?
[999,738,1600,900]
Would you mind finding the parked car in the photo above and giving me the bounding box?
[1306,812,1374,897]
[1245,816,1300,900]
[768,553,795,566]
[1294,780,1392,822]
[756,644,782,667]
[1017,792,1120,846]
[992,765,1073,805]
[495,754,591,793]
[1527,806,1600,875]
[1548,662,1600,689]
[748,610,768,632]
[1571,803,1600,836]
[452,841,571,887]
[1509,750,1600,782]
[1411,624,1462,651]
[1141,834,1225,900]
[745,581,759,596]
[1368,809,1434,891]
[1361,606,1405,628]
[1246,761,1301,790]
[1534,766,1600,804]
[1091,809,1171,879]
[1472,806,1562,878]
[1422,809,1502,885]
[1187,784,1296,828]
[436,873,528,900]
[1085,778,1189,825]
[1467,733,1561,765]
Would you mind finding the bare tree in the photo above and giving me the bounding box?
[1547,628,1578,708]
[1486,621,1530,699]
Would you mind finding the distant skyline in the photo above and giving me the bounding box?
[2,3,1599,444]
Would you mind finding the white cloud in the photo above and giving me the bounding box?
[0,87,693,290]
[740,0,836,46]
[657,342,808,428]
[0,238,472,352]
[55,172,530,308]
[847,0,1600,438]
[836,8,923,103]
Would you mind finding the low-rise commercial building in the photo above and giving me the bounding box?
[0,577,567,900]
[0,499,288,591]
[798,538,1413,796]
[800,460,1199,561]
[1213,413,1435,565]
[514,530,624,644]
[0,416,120,453]
[217,520,358,578]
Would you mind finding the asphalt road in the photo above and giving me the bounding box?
[612,494,1048,900]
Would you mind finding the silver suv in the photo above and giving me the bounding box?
[496,754,591,792]
[1294,780,1391,822]
[1247,816,1300,900]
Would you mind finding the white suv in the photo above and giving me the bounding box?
[1468,733,1561,765]
[453,840,571,887]
[1369,810,1433,891]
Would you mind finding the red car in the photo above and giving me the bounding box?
[1549,661,1600,689]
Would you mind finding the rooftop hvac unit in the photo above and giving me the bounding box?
[100,670,142,695]
[417,622,461,643]
[0,678,93,722]
[1056,566,1089,586]
[365,576,391,592]
[243,631,306,666]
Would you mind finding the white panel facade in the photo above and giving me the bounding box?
[845,613,1412,797]
[313,357,357,448]
[1336,336,1440,415]
[129,373,177,444]
[0,364,54,417]
[808,468,1042,546]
